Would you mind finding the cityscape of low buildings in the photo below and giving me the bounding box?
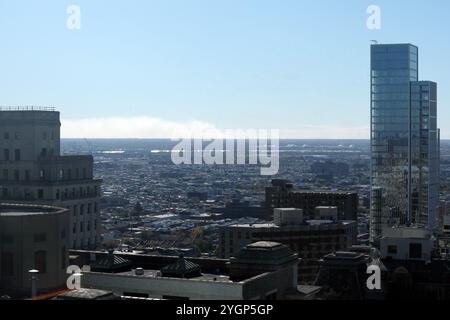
[1,42,450,302]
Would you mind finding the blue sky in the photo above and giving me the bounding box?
[1,0,449,138]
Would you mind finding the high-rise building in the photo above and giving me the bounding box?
[370,44,440,243]
[0,108,102,249]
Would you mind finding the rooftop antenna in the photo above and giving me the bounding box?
[371,40,379,45]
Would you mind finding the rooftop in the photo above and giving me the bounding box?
[0,106,56,112]
[0,203,68,217]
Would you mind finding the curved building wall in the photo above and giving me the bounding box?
[0,204,69,297]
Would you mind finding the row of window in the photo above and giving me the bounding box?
[1,229,67,245]
[1,186,99,200]
[3,131,56,141]
[72,220,98,234]
[1,248,66,277]
[69,203,99,216]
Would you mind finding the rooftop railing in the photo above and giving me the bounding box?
[0,106,56,111]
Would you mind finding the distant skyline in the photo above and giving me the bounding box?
[1,1,450,138]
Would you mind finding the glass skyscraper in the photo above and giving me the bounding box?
[370,44,439,243]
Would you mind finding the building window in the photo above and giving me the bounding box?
[1,234,14,244]
[4,132,9,140]
[409,243,422,259]
[87,203,92,214]
[4,149,9,161]
[61,228,66,239]
[80,222,84,232]
[39,170,45,180]
[14,170,19,181]
[3,169,8,180]
[38,189,44,199]
[56,189,60,200]
[34,233,47,243]
[34,251,47,274]
[80,204,84,215]
[14,149,20,161]
[387,245,397,255]
[73,205,78,216]
[14,132,20,140]
[61,246,67,269]
[41,148,47,157]
[59,169,64,179]
[25,170,30,181]
[1,252,14,276]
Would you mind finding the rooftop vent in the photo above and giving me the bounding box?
[135,268,144,276]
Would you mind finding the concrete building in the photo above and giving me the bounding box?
[380,227,435,261]
[0,108,102,249]
[265,180,358,221]
[273,208,303,226]
[314,206,338,221]
[218,210,357,283]
[77,242,299,300]
[314,251,374,300]
[0,203,69,297]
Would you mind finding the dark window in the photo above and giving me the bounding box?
[41,148,47,157]
[4,149,9,161]
[409,243,422,259]
[4,132,9,140]
[14,149,20,161]
[1,252,14,276]
[14,170,19,181]
[25,170,30,181]
[34,251,47,274]
[388,245,397,255]
[34,233,47,243]
[61,246,67,269]
[2,169,8,180]
[1,235,14,244]
[38,189,44,199]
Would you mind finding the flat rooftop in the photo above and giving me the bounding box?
[113,269,233,283]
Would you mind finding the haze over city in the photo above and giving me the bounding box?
[1,1,450,138]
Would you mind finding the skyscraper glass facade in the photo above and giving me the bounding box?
[370,44,439,242]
